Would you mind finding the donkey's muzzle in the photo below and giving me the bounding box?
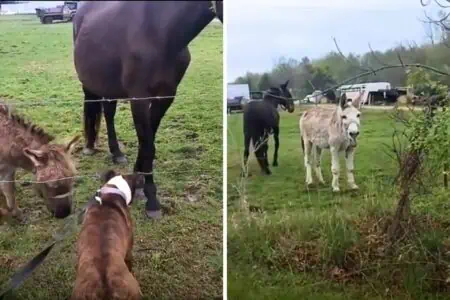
[49,196,72,218]
[349,131,359,139]
[53,201,72,218]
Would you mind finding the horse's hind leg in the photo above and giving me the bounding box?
[242,132,251,177]
[314,146,325,185]
[103,101,127,164]
[272,126,279,167]
[82,87,102,155]
[254,132,271,175]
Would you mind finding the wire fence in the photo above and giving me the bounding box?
[0,95,177,108]
[0,167,221,184]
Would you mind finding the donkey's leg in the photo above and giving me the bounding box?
[345,147,359,190]
[272,126,280,167]
[103,101,127,164]
[82,86,102,155]
[330,146,341,192]
[314,146,325,185]
[304,140,314,186]
[0,167,20,218]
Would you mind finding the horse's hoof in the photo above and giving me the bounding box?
[112,155,128,165]
[273,162,278,167]
[82,147,96,156]
[263,169,272,175]
[145,209,162,220]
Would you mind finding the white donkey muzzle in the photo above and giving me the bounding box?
[347,121,360,145]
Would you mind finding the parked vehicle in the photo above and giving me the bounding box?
[35,1,78,24]
[227,96,245,114]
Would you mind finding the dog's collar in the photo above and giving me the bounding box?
[94,176,132,206]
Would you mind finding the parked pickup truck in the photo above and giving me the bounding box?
[227,96,246,114]
[35,1,78,24]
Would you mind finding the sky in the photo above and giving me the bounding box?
[1,1,64,14]
[226,0,441,82]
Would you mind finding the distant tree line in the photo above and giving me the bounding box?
[234,22,450,99]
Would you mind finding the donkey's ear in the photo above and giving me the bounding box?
[23,148,46,167]
[339,93,347,109]
[65,135,81,154]
[352,92,363,109]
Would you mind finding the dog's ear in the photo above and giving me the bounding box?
[101,169,117,183]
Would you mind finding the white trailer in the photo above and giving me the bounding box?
[337,82,391,105]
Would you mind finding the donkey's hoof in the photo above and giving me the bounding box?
[11,208,23,219]
[332,188,340,193]
[82,147,96,156]
[349,184,359,190]
[306,182,314,188]
[145,209,162,220]
[112,155,128,165]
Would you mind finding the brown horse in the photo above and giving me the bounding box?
[0,104,79,219]
[73,1,223,219]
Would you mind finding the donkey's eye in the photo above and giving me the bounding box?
[341,115,347,119]
[357,114,361,118]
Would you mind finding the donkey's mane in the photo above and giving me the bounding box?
[0,104,54,144]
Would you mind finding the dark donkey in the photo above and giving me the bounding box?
[73,1,223,219]
[242,80,295,176]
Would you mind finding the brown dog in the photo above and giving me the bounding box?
[71,170,143,300]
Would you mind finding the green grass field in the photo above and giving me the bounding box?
[0,15,222,299]
[227,106,450,299]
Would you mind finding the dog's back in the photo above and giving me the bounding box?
[71,197,141,300]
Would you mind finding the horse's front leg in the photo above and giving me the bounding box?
[330,146,340,192]
[345,147,359,190]
[272,126,279,167]
[130,100,161,220]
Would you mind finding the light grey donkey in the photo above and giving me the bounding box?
[299,93,362,192]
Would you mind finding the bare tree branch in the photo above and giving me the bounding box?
[333,37,372,73]
[319,63,450,97]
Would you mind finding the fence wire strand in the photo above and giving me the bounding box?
[1,95,177,108]
[0,168,220,184]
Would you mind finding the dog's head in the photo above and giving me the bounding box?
[100,170,144,205]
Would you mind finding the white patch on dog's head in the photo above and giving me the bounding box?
[107,175,132,205]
